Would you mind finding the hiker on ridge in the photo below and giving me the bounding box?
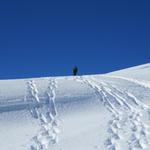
[72,66,78,76]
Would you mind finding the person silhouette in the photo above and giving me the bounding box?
[72,66,78,76]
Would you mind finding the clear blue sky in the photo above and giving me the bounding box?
[0,0,150,79]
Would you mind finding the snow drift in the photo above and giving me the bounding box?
[1,63,150,150]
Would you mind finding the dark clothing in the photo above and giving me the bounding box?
[73,67,78,76]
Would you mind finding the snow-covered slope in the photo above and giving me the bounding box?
[1,63,150,150]
[109,63,150,81]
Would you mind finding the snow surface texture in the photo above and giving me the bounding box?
[0,64,150,150]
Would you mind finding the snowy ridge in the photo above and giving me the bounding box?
[1,63,150,150]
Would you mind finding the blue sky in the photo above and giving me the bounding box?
[0,0,150,79]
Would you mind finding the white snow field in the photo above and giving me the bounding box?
[1,63,150,150]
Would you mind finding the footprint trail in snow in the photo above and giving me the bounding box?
[75,76,150,150]
[26,79,60,150]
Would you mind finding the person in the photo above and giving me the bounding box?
[72,66,78,76]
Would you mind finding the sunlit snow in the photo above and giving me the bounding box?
[1,63,150,150]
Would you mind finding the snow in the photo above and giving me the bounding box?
[1,63,150,150]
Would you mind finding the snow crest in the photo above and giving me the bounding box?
[1,64,150,150]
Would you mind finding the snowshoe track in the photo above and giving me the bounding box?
[75,76,150,150]
[26,79,60,150]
